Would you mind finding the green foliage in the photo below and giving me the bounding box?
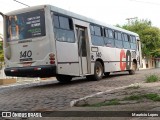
[124,93,160,101]
[145,74,159,83]
[81,93,160,107]
[119,19,160,57]
[143,93,160,101]
[104,99,120,106]
[124,95,142,100]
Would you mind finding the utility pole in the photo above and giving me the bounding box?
[13,0,30,7]
[126,17,137,25]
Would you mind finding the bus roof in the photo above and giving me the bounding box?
[5,4,139,36]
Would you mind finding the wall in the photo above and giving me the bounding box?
[141,57,155,69]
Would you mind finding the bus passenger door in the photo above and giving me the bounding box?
[76,26,89,75]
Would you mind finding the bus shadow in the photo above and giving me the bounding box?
[103,72,129,79]
[28,78,92,89]
[29,72,131,89]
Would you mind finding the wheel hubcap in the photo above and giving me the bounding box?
[96,66,102,76]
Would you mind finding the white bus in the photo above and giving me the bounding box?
[2,5,142,83]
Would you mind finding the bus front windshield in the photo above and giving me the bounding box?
[6,9,46,41]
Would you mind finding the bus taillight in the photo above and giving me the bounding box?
[34,68,41,71]
[11,69,18,72]
[49,53,55,64]
[49,57,55,61]
[50,61,55,64]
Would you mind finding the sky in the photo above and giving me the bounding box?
[0,0,160,34]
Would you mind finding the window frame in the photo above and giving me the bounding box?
[90,24,104,46]
[53,14,75,43]
[130,35,137,50]
[107,29,114,39]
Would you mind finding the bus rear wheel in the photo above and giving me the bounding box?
[87,61,103,81]
[56,75,72,83]
[129,61,137,75]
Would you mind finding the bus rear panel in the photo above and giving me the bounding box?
[4,6,56,77]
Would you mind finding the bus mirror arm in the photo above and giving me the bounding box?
[0,12,5,18]
[0,12,8,19]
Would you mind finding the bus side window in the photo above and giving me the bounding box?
[130,36,136,50]
[90,25,95,35]
[94,26,101,36]
[53,15,60,28]
[123,33,130,49]
[104,28,114,47]
[115,31,123,48]
[90,25,104,46]
[59,16,70,30]
[53,14,75,43]
[108,29,114,39]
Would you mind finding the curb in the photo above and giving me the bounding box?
[70,83,141,107]
[0,79,56,90]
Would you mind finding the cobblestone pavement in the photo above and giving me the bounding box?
[0,68,160,112]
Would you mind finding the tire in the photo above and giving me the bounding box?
[104,72,110,76]
[56,75,72,83]
[129,62,137,75]
[86,61,103,81]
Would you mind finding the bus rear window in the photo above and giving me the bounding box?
[6,9,46,41]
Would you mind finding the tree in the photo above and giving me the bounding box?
[119,19,160,58]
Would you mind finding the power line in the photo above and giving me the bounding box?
[130,0,160,6]
[13,0,30,7]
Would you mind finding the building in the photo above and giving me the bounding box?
[155,57,160,68]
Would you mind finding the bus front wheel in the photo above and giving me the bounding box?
[56,75,72,83]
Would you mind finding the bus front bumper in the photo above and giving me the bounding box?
[4,65,56,77]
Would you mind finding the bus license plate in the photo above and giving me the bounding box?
[23,63,32,67]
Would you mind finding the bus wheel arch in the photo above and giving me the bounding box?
[129,59,137,75]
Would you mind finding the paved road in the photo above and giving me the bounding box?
[0,68,160,111]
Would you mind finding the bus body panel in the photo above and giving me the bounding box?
[90,45,138,73]
[56,41,80,76]
[4,5,57,77]
[5,37,50,67]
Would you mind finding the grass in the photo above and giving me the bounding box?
[124,93,160,101]
[143,93,160,101]
[124,95,142,100]
[104,99,120,106]
[146,74,159,83]
[81,93,160,107]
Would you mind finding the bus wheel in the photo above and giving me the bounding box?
[104,72,110,76]
[87,61,103,81]
[56,75,72,83]
[129,61,137,75]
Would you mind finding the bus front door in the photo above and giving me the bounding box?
[76,26,89,75]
